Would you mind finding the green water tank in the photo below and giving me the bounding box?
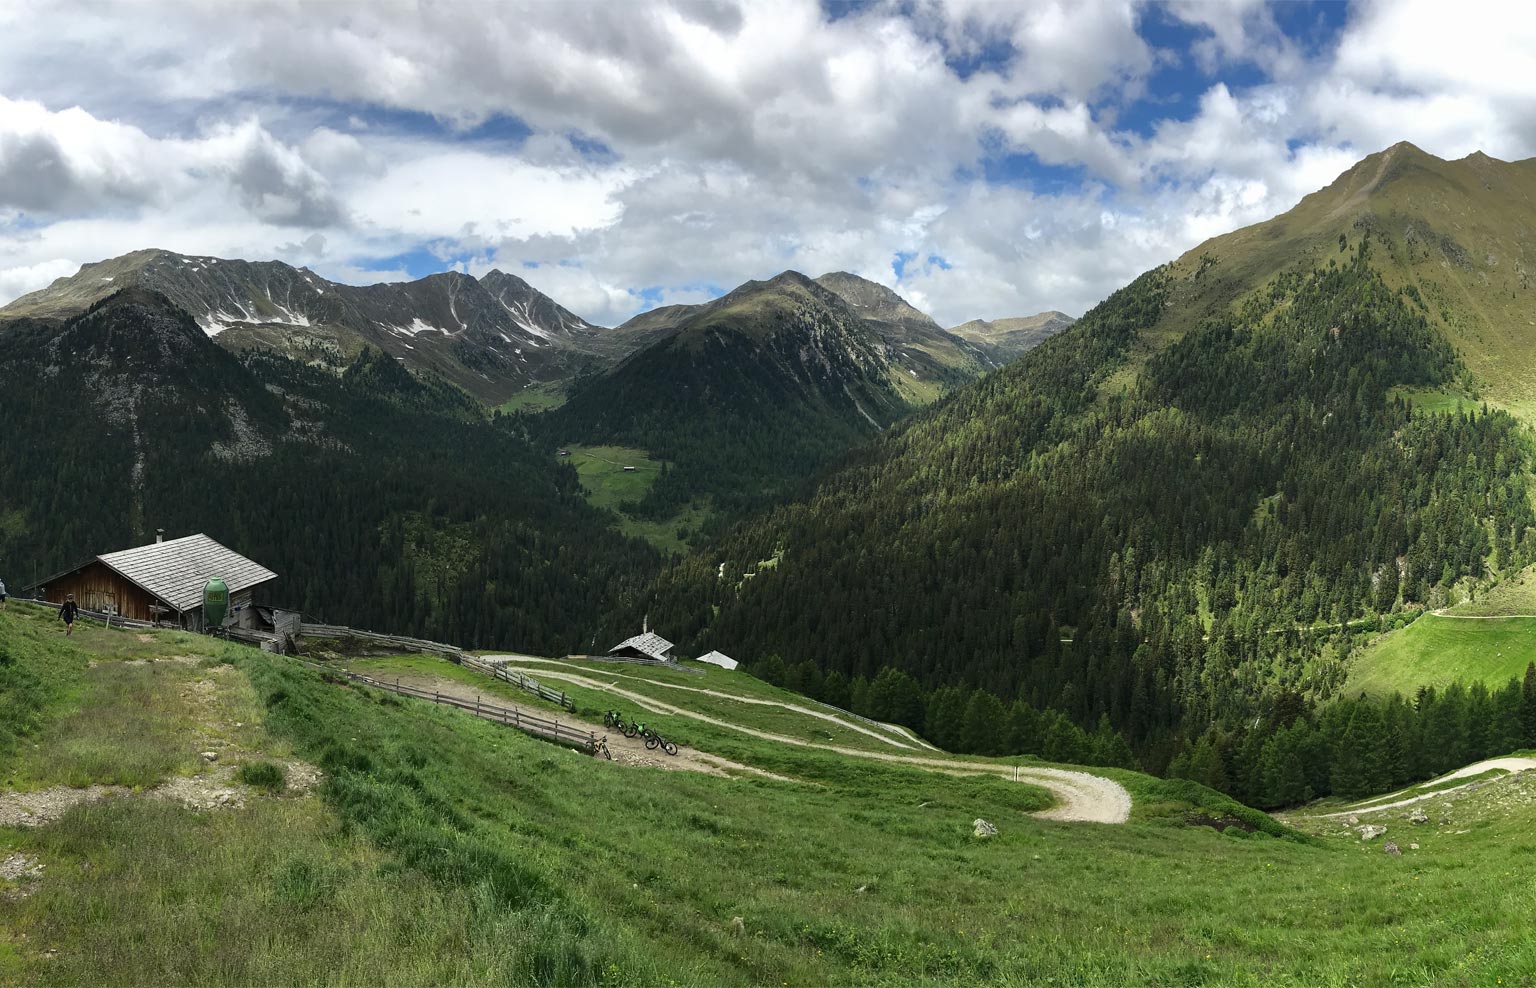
[203,577,229,630]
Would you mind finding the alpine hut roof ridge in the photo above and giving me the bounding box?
[96,533,277,612]
[609,631,675,662]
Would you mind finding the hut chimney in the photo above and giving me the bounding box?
[156,529,164,544]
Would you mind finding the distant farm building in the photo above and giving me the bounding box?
[609,631,675,662]
[696,650,739,670]
[30,533,277,631]
[622,466,637,472]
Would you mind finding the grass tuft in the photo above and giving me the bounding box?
[236,760,287,793]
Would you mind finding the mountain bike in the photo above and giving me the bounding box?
[644,732,680,756]
[603,710,627,732]
[592,735,613,760]
[624,721,646,739]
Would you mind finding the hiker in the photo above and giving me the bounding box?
[60,593,78,635]
[0,577,7,610]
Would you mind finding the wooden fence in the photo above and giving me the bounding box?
[462,656,573,709]
[296,622,466,660]
[314,663,594,752]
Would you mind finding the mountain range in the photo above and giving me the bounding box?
[0,250,1061,410]
[0,249,607,404]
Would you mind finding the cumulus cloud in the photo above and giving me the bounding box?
[0,0,1534,329]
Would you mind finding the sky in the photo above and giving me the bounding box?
[1,0,1534,328]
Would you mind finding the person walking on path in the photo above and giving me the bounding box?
[60,594,78,635]
[0,578,7,610]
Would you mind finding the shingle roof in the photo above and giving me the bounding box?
[610,631,674,661]
[97,533,277,612]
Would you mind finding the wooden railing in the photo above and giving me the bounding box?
[313,663,593,752]
[462,656,573,710]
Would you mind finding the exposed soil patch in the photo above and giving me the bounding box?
[152,766,246,811]
[123,656,201,667]
[0,786,128,828]
[280,759,323,795]
[1,852,44,901]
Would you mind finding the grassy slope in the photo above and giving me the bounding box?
[7,606,1536,984]
[1344,615,1536,696]
[563,445,708,554]
[352,654,923,756]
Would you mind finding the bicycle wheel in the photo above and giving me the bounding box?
[645,736,659,750]
[600,745,612,760]
[662,741,679,756]
[624,725,638,738]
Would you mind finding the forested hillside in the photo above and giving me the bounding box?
[640,236,1536,773]
[542,272,921,531]
[0,289,657,652]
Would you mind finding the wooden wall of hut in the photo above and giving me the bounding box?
[39,563,159,621]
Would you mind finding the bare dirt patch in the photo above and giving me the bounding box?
[0,786,129,828]
[280,759,323,795]
[1,852,45,901]
[152,766,246,811]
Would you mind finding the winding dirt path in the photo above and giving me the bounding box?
[487,661,1132,824]
[1306,757,1536,819]
[483,656,919,750]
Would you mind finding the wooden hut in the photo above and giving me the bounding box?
[29,533,277,631]
[608,631,675,662]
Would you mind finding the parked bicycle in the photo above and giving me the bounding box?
[624,721,646,739]
[603,710,628,732]
[644,731,680,756]
[592,735,613,760]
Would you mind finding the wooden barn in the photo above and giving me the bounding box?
[29,533,277,631]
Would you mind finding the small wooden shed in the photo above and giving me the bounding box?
[30,533,277,631]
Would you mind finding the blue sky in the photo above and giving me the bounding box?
[0,0,1532,326]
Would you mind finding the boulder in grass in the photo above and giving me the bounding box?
[1358,824,1387,840]
[1409,808,1429,825]
[973,818,998,838]
[1383,841,1402,857]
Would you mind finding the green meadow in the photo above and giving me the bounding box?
[1344,614,1536,696]
[5,602,1536,985]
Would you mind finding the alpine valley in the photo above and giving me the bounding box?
[12,141,1536,987]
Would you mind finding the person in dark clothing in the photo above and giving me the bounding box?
[60,594,78,635]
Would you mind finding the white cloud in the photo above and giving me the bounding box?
[1,0,1535,332]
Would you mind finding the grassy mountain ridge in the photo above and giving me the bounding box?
[948,310,1076,362]
[1153,142,1536,413]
